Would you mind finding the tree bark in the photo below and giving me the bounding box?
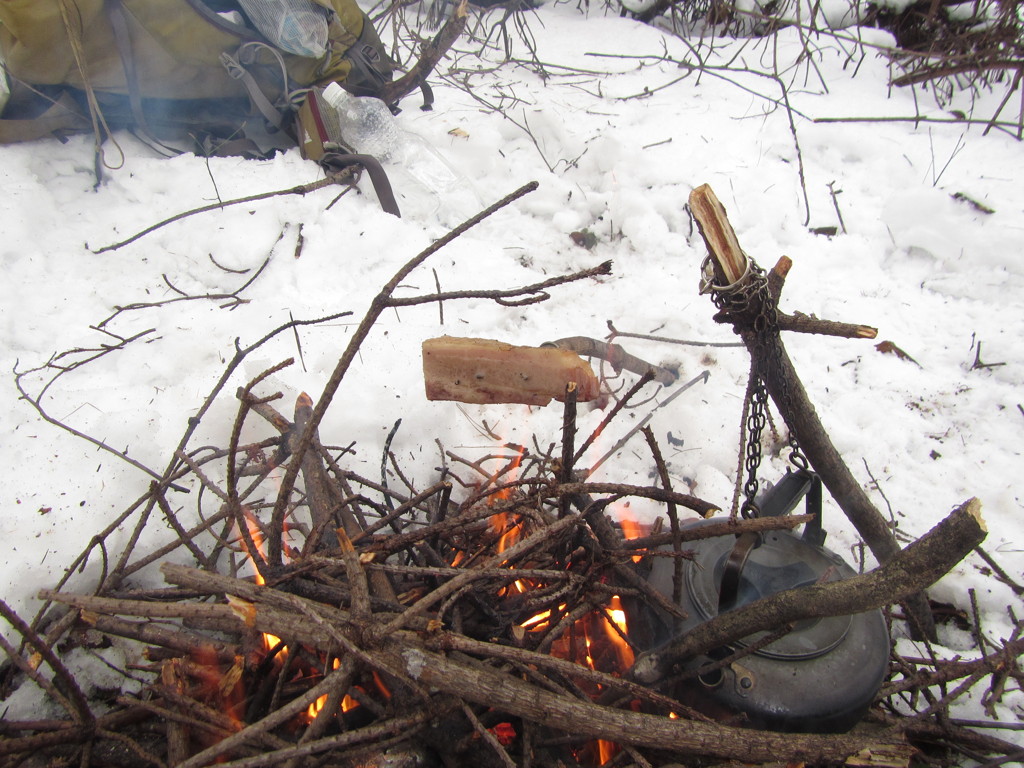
[379,637,906,764]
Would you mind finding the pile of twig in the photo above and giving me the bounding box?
[1,183,1022,768]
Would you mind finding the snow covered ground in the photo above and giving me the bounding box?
[2,0,1022,747]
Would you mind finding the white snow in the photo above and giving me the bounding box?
[1,0,1022,747]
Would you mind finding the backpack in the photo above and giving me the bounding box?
[0,0,404,211]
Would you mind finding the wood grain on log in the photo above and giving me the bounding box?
[689,185,747,285]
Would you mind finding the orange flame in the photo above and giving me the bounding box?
[596,739,619,765]
[616,504,644,564]
[241,515,283,652]
[519,595,634,766]
[601,596,634,669]
[488,446,527,555]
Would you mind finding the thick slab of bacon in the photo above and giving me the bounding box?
[422,336,600,406]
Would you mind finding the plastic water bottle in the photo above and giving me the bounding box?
[322,84,402,159]
[322,83,476,220]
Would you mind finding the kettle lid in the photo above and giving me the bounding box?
[685,527,855,660]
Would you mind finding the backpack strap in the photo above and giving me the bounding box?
[295,88,401,217]
[220,45,289,131]
[320,151,402,218]
[0,91,91,144]
[105,0,166,148]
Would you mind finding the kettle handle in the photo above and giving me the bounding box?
[717,470,824,612]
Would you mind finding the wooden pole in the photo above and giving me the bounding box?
[688,184,937,640]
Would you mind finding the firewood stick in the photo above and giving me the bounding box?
[159,564,351,626]
[768,255,793,298]
[544,337,679,385]
[427,631,711,721]
[335,526,371,623]
[630,498,984,684]
[294,392,338,540]
[777,312,878,339]
[559,383,578,519]
[44,586,363,653]
[178,709,444,768]
[376,634,902,764]
[84,613,242,665]
[0,708,151,758]
[618,513,814,550]
[280,391,396,604]
[39,590,245,623]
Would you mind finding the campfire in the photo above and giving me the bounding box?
[1,184,1018,768]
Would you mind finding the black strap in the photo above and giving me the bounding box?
[320,152,401,218]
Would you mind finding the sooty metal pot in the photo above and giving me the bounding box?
[634,471,890,733]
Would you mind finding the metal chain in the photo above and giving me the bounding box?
[703,255,807,518]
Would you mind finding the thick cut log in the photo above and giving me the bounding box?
[422,336,601,406]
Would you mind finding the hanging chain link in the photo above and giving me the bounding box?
[702,255,807,518]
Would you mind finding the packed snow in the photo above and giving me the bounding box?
[1,0,1022,750]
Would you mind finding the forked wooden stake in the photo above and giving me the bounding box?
[688,183,936,640]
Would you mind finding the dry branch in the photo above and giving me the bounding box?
[377,634,906,764]
[379,0,469,107]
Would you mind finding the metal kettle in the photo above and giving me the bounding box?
[637,470,890,733]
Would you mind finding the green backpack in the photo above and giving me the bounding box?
[0,0,403,209]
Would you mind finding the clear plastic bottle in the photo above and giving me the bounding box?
[322,83,476,220]
[322,83,402,159]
